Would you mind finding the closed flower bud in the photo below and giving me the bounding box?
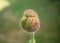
[20,9,40,32]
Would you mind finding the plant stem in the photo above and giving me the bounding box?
[30,32,35,39]
[28,32,36,43]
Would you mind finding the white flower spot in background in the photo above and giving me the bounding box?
[0,0,10,11]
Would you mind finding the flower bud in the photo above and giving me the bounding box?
[20,9,40,32]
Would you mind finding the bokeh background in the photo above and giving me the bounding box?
[0,0,60,43]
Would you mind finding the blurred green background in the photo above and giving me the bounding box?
[0,0,60,43]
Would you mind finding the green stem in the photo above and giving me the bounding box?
[30,32,35,39]
[28,32,36,43]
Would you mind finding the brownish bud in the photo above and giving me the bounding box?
[20,9,40,32]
